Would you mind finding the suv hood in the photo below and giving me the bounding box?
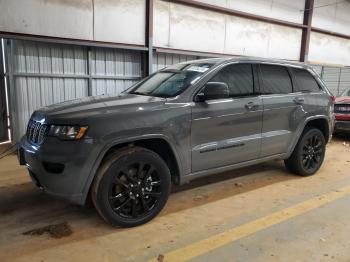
[335,96,350,104]
[35,93,166,121]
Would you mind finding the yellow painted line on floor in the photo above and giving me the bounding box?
[149,185,350,262]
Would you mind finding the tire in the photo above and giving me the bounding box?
[91,146,171,227]
[284,127,326,176]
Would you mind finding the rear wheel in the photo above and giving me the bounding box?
[284,128,326,176]
[92,147,171,227]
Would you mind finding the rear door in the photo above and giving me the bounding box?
[191,63,263,172]
[291,67,326,115]
[259,64,304,157]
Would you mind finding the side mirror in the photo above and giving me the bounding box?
[195,82,230,102]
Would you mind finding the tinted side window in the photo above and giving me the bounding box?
[292,68,320,92]
[211,64,254,97]
[260,64,292,94]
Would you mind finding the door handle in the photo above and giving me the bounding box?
[293,97,305,104]
[245,101,256,110]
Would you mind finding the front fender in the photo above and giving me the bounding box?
[80,133,184,204]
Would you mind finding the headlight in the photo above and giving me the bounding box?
[48,125,88,140]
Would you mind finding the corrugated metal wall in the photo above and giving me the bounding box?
[339,68,350,96]
[8,40,142,141]
[321,67,340,95]
[311,65,350,96]
[91,48,141,96]
[153,52,197,72]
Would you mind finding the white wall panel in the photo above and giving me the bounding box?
[194,0,305,23]
[224,16,270,57]
[168,3,226,53]
[154,0,171,48]
[312,0,350,36]
[0,0,93,40]
[267,23,302,60]
[309,32,350,66]
[155,1,301,60]
[225,16,301,60]
[0,0,146,45]
[94,0,146,45]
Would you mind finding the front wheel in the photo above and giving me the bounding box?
[284,128,326,176]
[91,147,171,227]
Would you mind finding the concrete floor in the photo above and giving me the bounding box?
[0,136,350,262]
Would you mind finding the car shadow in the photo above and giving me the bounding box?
[0,158,299,259]
[333,133,350,142]
[0,159,298,222]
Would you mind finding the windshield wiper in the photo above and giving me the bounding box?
[130,91,148,96]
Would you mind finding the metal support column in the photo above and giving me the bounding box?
[337,68,342,96]
[0,38,8,142]
[87,47,93,96]
[7,39,17,142]
[300,0,314,62]
[145,0,154,76]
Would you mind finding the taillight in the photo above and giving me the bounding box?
[330,95,336,102]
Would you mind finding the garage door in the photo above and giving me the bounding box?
[7,40,142,141]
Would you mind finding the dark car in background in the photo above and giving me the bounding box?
[334,88,350,134]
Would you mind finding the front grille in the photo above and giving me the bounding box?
[334,104,350,114]
[26,119,49,145]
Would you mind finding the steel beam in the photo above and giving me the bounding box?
[311,27,350,40]
[11,72,140,81]
[0,31,148,51]
[7,40,17,142]
[87,47,93,96]
[155,47,236,58]
[144,0,154,76]
[300,0,314,62]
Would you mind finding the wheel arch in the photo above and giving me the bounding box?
[287,116,330,158]
[303,118,330,143]
[81,135,182,205]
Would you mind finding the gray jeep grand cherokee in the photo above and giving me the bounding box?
[19,58,334,227]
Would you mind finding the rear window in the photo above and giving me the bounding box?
[260,64,292,94]
[292,68,320,92]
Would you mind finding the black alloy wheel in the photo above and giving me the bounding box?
[108,162,162,219]
[92,147,171,227]
[301,133,323,172]
[285,127,326,176]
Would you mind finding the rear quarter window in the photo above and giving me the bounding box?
[292,68,321,92]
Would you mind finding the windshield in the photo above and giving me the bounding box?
[128,63,214,98]
[340,88,350,97]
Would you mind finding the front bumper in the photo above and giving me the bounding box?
[18,136,101,205]
[334,120,350,132]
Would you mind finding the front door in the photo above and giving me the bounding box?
[191,63,263,172]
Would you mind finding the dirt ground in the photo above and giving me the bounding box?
[0,135,350,262]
